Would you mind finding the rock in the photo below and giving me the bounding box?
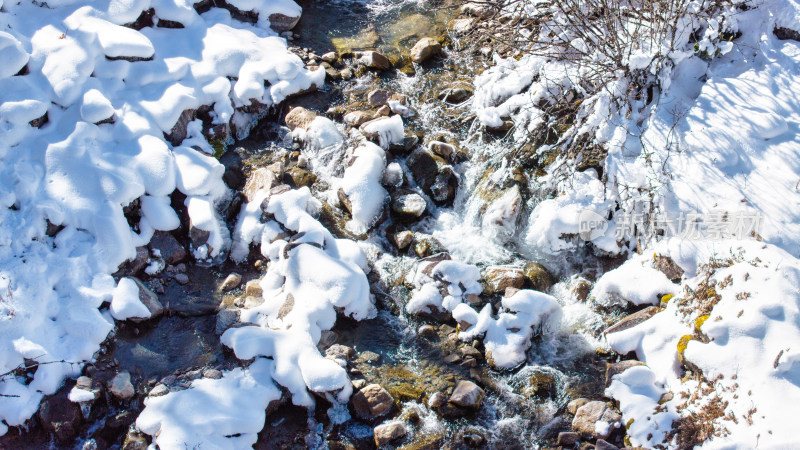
[377,105,391,116]
[654,254,684,282]
[38,386,83,443]
[483,266,525,294]
[268,13,300,33]
[126,246,149,275]
[572,401,622,439]
[244,295,264,309]
[428,141,456,161]
[382,162,405,188]
[219,150,245,190]
[487,120,514,132]
[245,280,263,298]
[605,360,646,387]
[391,193,427,219]
[266,161,285,178]
[286,167,317,188]
[460,427,486,447]
[351,384,395,419]
[452,18,476,34]
[567,398,590,415]
[448,380,484,409]
[410,37,442,63]
[373,421,407,446]
[522,370,557,399]
[130,278,164,321]
[557,431,580,446]
[219,273,242,292]
[595,439,620,450]
[394,231,414,250]
[388,135,419,156]
[604,306,661,335]
[418,324,437,339]
[406,149,441,190]
[461,2,493,18]
[326,344,356,361]
[775,27,800,41]
[430,167,458,205]
[215,307,240,335]
[149,231,186,265]
[523,262,554,292]
[285,106,316,131]
[572,279,592,302]
[321,51,338,63]
[204,368,223,379]
[413,234,446,258]
[358,51,391,71]
[340,67,353,80]
[344,110,374,128]
[367,89,391,106]
[174,273,189,285]
[437,84,473,104]
[428,392,447,408]
[352,379,367,390]
[243,167,277,202]
[359,351,382,365]
[109,371,135,400]
[359,116,399,141]
[149,384,169,397]
[121,430,149,450]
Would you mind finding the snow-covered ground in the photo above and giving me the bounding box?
[471,0,800,447]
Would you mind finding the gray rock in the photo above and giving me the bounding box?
[321,51,338,63]
[344,110,374,128]
[357,51,391,71]
[382,162,405,188]
[215,307,240,335]
[174,273,189,285]
[572,401,622,439]
[351,384,395,419]
[374,421,407,446]
[654,254,684,282]
[448,380,484,409]
[325,344,356,361]
[410,37,442,63]
[391,193,427,218]
[394,231,414,250]
[595,439,620,450]
[268,12,300,33]
[428,392,447,408]
[367,89,391,106]
[109,372,135,400]
[149,231,186,265]
[557,431,580,446]
[149,384,169,397]
[130,278,164,321]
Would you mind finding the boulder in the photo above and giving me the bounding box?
[428,392,446,408]
[654,254,684,282]
[284,106,316,131]
[523,262,554,292]
[243,168,277,202]
[38,386,83,443]
[437,84,473,104]
[483,266,525,294]
[373,421,407,446]
[572,401,621,439]
[406,149,441,191]
[352,384,395,419]
[286,167,317,188]
[428,141,456,161]
[448,380,484,409]
[109,371,135,400]
[430,167,458,205]
[410,37,442,63]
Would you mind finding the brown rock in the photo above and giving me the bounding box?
[394,230,414,250]
[567,397,590,415]
[448,380,484,409]
[344,110,374,128]
[484,266,525,294]
[654,254,684,282]
[325,344,356,361]
[604,306,660,335]
[557,431,580,446]
[605,360,646,387]
[219,273,242,292]
[358,51,391,71]
[523,262,554,292]
[130,278,164,321]
[268,13,300,32]
[410,37,442,63]
[149,231,186,265]
[352,384,395,419]
[373,421,407,446]
[243,168,277,202]
[572,401,622,438]
[285,106,316,131]
[367,89,391,106]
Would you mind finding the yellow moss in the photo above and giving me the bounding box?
[624,435,633,447]
[625,418,634,430]
[677,334,693,362]
[695,314,710,331]
[661,294,674,304]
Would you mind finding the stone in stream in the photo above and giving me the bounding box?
[428,392,447,408]
[244,279,263,298]
[284,106,316,131]
[367,89,392,106]
[351,384,395,419]
[605,360,646,387]
[437,84,474,104]
[452,18,476,34]
[428,140,456,162]
[572,401,622,439]
[567,397,590,415]
[382,162,405,189]
[483,266,525,294]
[325,344,356,361]
[391,193,427,219]
[129,278,164,321]
[376,105,391,116]
[38,385,83,443]
[448,380,485,409]
[430,166,458,205]
[174,273,189,285]
[285,167,317,188]
[410,37,442,63]
[321,51,338,63]
[557,431,580,446]
[243,167,277,202]
[523,262,554,292]
[149,231,186,265]
[268,12,301,33]
[393,230,414,250]
[344,110,374,127]
[596,439,621,450]
[357,51,391,71]
[219,273,242,292]
[109,371,135,400]
[148,384,169,397]
[373,421,407,446]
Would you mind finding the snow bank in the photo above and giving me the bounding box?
[338,142,388,235]
[0,0,319,435]
[591,255,679,307]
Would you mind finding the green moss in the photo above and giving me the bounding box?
[210,138,226,159]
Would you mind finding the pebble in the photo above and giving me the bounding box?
[219,273,242,292]
[149,384,169,397]
[109,372,135,400]
[204,369,223,379]
[174,273,189,285]
[373,421,407,446]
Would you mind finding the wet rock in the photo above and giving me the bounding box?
[448,380,484,409]
[523,262,554,292]
[604,306,660,335]
[174,273,189,285]
[413,234,446,258]
[121,430,149,450]
[410,37,442,63]
[286,167,317,188]
[377,105,391,116]
[567,397,590,415]
[572,401,621,439]
[351,384,395,419]
[459,427,486,447]
[130,278,164,321]
[285,106,316,131]
[437,84,473,104]
[394,230,414,250]
[244,295,264,309]
[219,150,245,190]
[382,162,405,189]
[487,120,514,133]
[357,51,391,71]
[109,371,135,400]
[557,431,580,446]
[245,279,263,298]
[428,392,446,408]
[430,167,458,205]
[595,439,620,450]
[367,89,392,106]
[266,161,285,178]
[654,254,684,282]
[418,324,437,339]
[38,386,83,443]
[326,344,356,361]
[149,231,186,265]
[460,346,482,359]
[605,360,646,387]
[220,273,242,292]
[358,351,382,365]
[204,368,223,379]
[344,110,374,128]
[406,149,441,190]
[374,421,407,447]
[149,384,169,397]
[388,135,419,156]
[244,167,277,202]
[215,307,240,335]
[428,141,456,162]
[340,67,353,80]
[572,279,592,302]
[359,116,399,141]
[268,12,300,33]
[391,193,427,219]
[352,379,367,390]
[483,266,525,294]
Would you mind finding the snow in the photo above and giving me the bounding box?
[591,256,680,307]
[361,114,405,149]
[109,277,151,321]
[68,387,96,403]
[0,0,319,437]
[339,142,388,235]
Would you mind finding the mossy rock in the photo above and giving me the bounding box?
[523,262,554,292]
[398,432,445,450]
[285,167,316,188]
[521,371,558,399]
